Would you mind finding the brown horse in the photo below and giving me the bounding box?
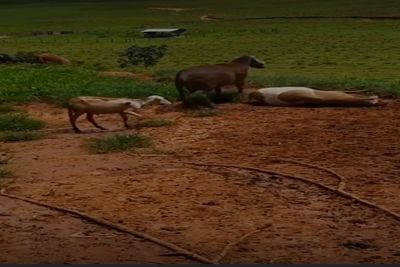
[37,53,71,65]
[175,55,265,106]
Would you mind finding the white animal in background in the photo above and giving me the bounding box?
[248,87,382,107]
[68,95,171,133]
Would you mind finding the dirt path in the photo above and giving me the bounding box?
[1,100,400,263]
[0,196,194,264]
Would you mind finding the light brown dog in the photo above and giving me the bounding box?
[68,95,171,133]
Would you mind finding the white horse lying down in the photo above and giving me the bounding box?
[68,95,171,133]
[248,87,381,107]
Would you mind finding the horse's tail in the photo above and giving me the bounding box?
[174,70,190,101]
[348,95,381,107]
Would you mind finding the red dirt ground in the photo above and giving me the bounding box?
[1,99,400,264]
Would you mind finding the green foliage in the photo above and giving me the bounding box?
[88,133,151,154]
[0,51,39,64]
[137,118,176,128]
[0,113,45,131]
[154,69,178,83]
[0,67,177,105]
[118,45,168,69]
[0,131,45,142]
[13,51,40,63]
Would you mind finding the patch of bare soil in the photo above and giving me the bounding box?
[98,71,155,81]
[1,98,400,264]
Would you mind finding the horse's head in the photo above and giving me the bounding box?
[231,55,265,68]
[249,56,265,68]
[247,91,265,102]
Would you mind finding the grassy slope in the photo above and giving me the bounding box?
[0,0,399,104]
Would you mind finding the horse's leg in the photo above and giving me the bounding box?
[204,95,217,109]
[235,80,246,101]
[237,83,244,94]
[212,87,223,103]
[86,113,107,130]
[234,75,246,94]
[68,108,85,133]
[177,86,188,101]
[176,80,194,102]
[314,91,379,107]
[120,112,131,129]
[201,86,218,108]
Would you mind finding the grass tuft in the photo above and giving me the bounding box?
[88,133,151,154]
[0,104,15,114]
[188,110,220,117]
[0,113,45,131]
[136,118,176,128]
[0,131,45,142]
[0,168,11,178]
[0,155,11,165]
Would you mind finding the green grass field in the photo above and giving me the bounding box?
[1,0,400,105]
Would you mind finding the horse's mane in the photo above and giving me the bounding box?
[231,55,252,64]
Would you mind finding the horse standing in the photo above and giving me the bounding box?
[175,55,265,107]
